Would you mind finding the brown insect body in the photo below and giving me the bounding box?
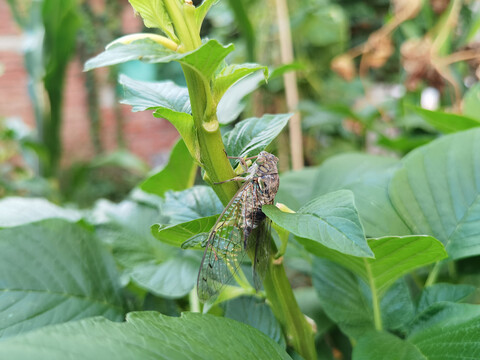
[197,151,279,302]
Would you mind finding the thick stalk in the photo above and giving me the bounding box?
[182,67,238,205]
[167,3,315,357]
[425,261,442,287]
[263,251,316,360]
[364,259,382,331]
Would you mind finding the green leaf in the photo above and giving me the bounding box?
[85,39,234,81]
[411,106,480,133]
[377,134,433,153]
[162,186,223,224]
[140,139,197,197]
[380,279,415,332]
[0,312,291,359]
[152,214,217,247]
[408,303,480,358]
[217,70,266,124]
[274,167,318,211]
[224,296,286,347]
[269,62,305,80]
[84,39,177,71]
[463,83,480,121]
[119,74,191,113]
[0,219,124,339]
[128,253,200,298]
[91,199,200,299]
[195,0,218,32]
[128,0,177,41]
[312,259,415,339]
[223,113,291,160]
[312,259,373,338]
[91,199,172,268]
[389,129,480,259]
[118,75,198,161]
[276,154,410,237]
[263,190,372,258]
[417,283,476,314]
[311,235,446,297]
[0,197,81,228]
[214,63,267,103]
[353,332,426,360]
[311,153,410,237]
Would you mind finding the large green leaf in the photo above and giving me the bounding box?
[140,139,197,197]
[417,283,476,314]
[224,296,286,347]
[128,0,177,41]
[91,199,172,268]
[389,129,480,259]
[0,312,291,359]
[0,220,124,339]
[223,113,291,160]
[312,259,415,339]
[91,199,199,298]
[353,332,426,360]
[412,106,480,133]
[275,154,410,237]
[310,153,410,237]
[263,190,372,258]
[312,259,373,338]
[355,303,480,359]
[85,39,234,81]
[407,303,480,358]
[275,167,319,211]
[311,235,446,297]
[0,197,81,228]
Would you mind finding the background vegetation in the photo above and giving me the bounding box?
[1,0,480,359]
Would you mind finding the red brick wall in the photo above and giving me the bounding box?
[0,0,178,168]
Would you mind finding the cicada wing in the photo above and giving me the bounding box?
[251,219,272,290]
[240,181,271,291]
[196,192,247,302]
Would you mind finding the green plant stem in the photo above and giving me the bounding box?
[425,261,443,287]
[263,251,316,360]
[182,67,238,205]
[365,259,382,331]
[164,0,199,51]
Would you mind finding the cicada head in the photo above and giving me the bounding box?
[256,151,279,166]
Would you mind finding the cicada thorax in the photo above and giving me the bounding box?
[241,171,280,246]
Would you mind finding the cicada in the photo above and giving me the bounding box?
[197,151,280,302]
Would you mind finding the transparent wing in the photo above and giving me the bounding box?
[251,219,272,291]
[197,183,251,302]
